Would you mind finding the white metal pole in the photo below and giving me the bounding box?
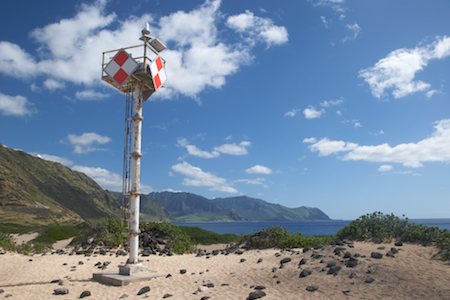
[129,85,143,264]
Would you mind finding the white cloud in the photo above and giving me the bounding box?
[43,79,66,90]
[30,152,74,166]
[75,89,109,100]
[284,109,300,117]
[0,0,288,101]
[306,118,450,168]
[303,106,325,119]
[226,10,288,47]
[63,132,111,154]
[177,138,220,159]
[171,161,238,193]
[359,36,450,99]
[341,23,360,43]
[71,165,154,192]
[320,98,344,107]
[235,178,266,185]
[214,141,251,155]
[303,137,317,144]
[336,110,342,116]
[0,93,37,117]
[378,165,393,172]
[245,165,273,174]
[310,0,346,12]
[321,16,328,28]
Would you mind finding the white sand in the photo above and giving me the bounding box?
[1,242,450,299]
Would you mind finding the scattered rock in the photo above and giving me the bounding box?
[272,267,277,272]
[180,269,187,274]
[395,242,403,247]
[280,258,291,264]
[299,258,307,265]
[80,290,91,298]
[306,286,318,292]
[386,251,395,257]
[198,286,208,292]
[343,251,352,258]
[303,246,311,253]
[247,290,266,299]
[0,289,4,293]
[254,286,266,290]
[54,288,69,295]
[349,273,356,279]
[371,252,383,259]
[377,246,385,250]
[365,278,376,283]
[391,247,399,254]
[343,290,351,296]
[257,258,263,263]
[327,265,342,275]
[240,258,246,263]
[212,250,219,256]
[200,297,210,300]
[314,244,324,249]
[137,286,150,295]
[163,294,172,298]
[326,261,337,268]
[274,253,281,257]
[204,283,214,288]
[346,257,358,268]
[299,270,312,278]
[119,294,128,299]
[166,274,172,278]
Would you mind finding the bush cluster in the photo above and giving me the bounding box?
[141,221,194,254]
[337,212,450,259]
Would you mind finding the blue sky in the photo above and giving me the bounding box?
[0,0,449,220]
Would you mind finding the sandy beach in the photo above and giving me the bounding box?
[1,241,450,300]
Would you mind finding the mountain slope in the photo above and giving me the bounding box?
[146,191,248,222]
[110,192,172,221]
[0,144,120,225]
[146,192,329,222]
[212,196,330,221]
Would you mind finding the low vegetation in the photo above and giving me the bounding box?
[1,212,449,259]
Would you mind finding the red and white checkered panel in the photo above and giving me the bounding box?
[104,49,138,87]
[150,56,167,90]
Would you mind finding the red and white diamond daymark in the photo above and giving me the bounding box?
[150,56,167,90]
[104,49,138,87]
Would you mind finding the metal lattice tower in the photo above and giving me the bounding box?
[121,85,134,232]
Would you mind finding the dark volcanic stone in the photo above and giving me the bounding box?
[303,247,311,253]
[299,258,307,265]
[349,273,356,279]
[247,290,266,299]
[314,245,324,250]
[200,297,211,300]
[386,251,395,257]
[80,290,91,298]
[257,258,263,263]
[343,251,352,258]
[365,278,375,283]
[306,286,318,292]
[391,247,399,254]
[240,259,246,263]
[327,265,342,275]
[326,261,337,268]
[212,250,219,256]
[280,258,291,264]
[137,286,150,295]
[163,294,173,298]
[371,252,383,259]
[377,246,385,250]
[299,270,312,277]
[180,269,187,274]
[346,258,358,268]
[395,242,403,247]
[204,283,215,288]
[254,286,266,290]
[54,288,69,295]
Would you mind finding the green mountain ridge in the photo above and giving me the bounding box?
[0,144,120,225]
[146,191,330,222]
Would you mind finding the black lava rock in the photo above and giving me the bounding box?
[254,286,266,290]
[327,265,342,275]
[395,242,403,247]
[299,270,312,277]
[180,269,187,274]
[299,258,307,265]
[386,251,395,257]
[365,278,376,283]
[306,286,318,292]
[163,294,173,298]
[280,258,291,264]
[137,286,150,295]
[80,290,91,298]
[247,290,266,299]
[391,247,399,254]
[54,288,69,295]
[371,252,383,259]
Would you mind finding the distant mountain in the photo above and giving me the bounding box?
[0,144,120,225]
[146,191,248,222]
[146,191,330,222]
[212,196,330,221]
[110,192,172,221]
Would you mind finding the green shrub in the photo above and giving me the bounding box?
[178,226,239,245]
[0,232,17,252]
[141,221,195,254]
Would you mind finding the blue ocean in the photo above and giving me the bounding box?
[174,219,450,237]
